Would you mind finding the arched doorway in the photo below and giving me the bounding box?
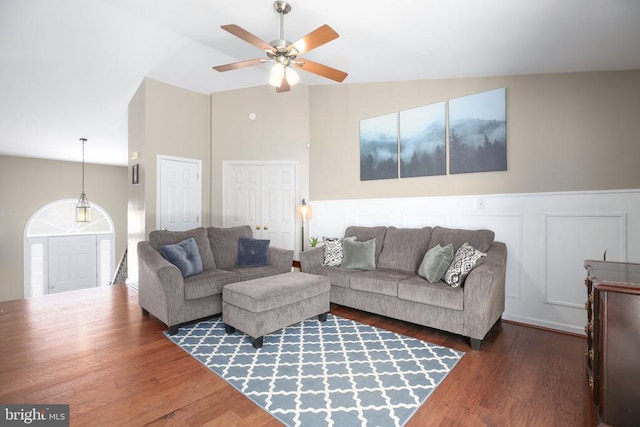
[24,199,115,297]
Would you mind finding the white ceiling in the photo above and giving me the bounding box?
[1,0,639,166]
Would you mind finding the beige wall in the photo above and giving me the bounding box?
[0,155,127,302]
[210,84,310,225]
[127,78,211,284]
[127,81,146,285]
[309,70,640,200]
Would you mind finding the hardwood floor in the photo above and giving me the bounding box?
[0,285,595,426]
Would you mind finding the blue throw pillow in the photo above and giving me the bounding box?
[159,237,204,278]
[236,237,270,267]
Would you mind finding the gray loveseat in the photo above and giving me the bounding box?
[138,225,293,334]
[300,226,507,350]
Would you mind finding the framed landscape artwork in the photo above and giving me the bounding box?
[399,102,446,178]
[360,112,398,180]
[448,88,507,174]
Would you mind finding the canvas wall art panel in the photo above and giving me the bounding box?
[399,102,446,178]
[360,112,398,181]
[448,88,507,174]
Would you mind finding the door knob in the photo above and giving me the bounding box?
[263,225,269,230]
[256,225,261,230]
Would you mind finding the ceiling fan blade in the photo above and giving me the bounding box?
[276,78,291,93]
[288,24,339,55]
[221,24,275,53]
[295,59,348,83]
[213,58,264,72]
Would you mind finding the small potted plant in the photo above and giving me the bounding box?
[308,236,320,248]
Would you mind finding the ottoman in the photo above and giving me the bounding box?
[222,271,330,348]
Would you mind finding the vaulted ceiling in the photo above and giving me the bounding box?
[1,0,639,166]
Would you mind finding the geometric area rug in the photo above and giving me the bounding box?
[165,314,465,427]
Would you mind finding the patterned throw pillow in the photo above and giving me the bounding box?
[322,237,356,266]
[443,242,486,287]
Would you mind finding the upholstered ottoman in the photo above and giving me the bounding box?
[222,271,330,348]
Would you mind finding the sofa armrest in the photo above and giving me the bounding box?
[462,241,507,341]
[300,247,324,273]
[137,241,186,325]
[268,246,294,273]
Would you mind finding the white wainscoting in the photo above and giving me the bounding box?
[307,189,640,335]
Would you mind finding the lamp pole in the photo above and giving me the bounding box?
[300,198,307,252]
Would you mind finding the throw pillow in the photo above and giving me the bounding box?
[443,242,486,287]
[418,243,454,283]
[149,227,216,270]
[322,236,356,267]
[341,239,376,270]
[235,237,270,267]
[159,237,204,278]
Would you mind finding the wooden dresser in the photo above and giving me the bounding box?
[584,260,640,427]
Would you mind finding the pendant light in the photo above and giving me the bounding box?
[76,138,91,222]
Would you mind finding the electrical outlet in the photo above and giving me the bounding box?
[477,198,486,210]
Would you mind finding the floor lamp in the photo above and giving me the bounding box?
[298,199,312,252]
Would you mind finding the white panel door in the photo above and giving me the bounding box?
[261,165,296,250]
[48,235,97,294]
[223,163,296,252]
[224,164,262,228]
[158,156,201,231]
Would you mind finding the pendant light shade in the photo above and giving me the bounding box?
[76,138,91,222]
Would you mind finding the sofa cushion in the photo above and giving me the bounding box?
[398,276,464,311]
[306,265,361,289]
[444,242,487,287]
[208,226,253,269]
[418,244,454,283]
[159,237,204,278]
[149,227,215,270]
[342,239,376,270]
[349,268,412,297]
[377,227,433,272]
[428,226,494,252]
[236,237,270,267]
[344,226,387,262]
[223,265,287,282]
[183,269,240,300]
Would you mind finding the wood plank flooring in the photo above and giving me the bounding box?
[0,285,595,426]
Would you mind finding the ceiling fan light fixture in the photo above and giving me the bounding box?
[285,66,300,86]
[269,62,285,87]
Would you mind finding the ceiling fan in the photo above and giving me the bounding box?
[212,1,348,93]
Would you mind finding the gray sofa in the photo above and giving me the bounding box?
[300,226,507,350]
[138,225,293,334]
